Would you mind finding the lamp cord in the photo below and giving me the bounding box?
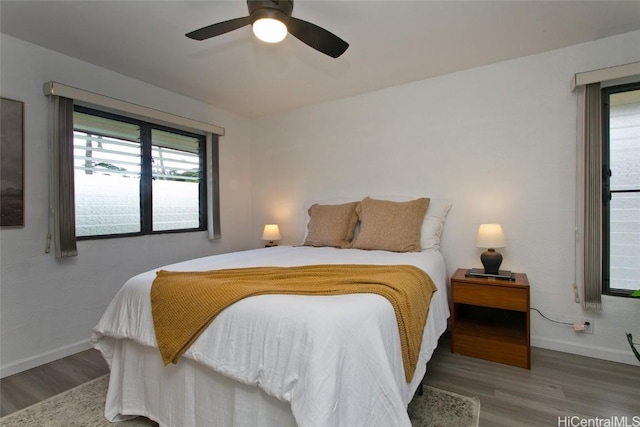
[530,307,574,326]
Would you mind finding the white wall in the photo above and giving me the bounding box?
[0,35,254,377]
[2,29,639,379]
[251,30,640,365]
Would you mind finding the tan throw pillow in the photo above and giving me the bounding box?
[303,202,359,248]
[350,197,430,252]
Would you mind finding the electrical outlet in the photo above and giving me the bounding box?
[581,318,594,334]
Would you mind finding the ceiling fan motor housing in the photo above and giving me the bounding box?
[248,0,293,25]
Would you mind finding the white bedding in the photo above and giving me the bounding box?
[92,246,450,427]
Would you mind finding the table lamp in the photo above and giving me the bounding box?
[475,224,507,275]
[262,224,281,247]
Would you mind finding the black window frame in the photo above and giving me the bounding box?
[73,105,208,240]
[601,82,640,297]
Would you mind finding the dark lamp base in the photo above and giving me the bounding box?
[480,248,503,275]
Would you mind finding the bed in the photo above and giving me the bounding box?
[92,197,452,427]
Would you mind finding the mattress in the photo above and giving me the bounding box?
[92,246,450,427]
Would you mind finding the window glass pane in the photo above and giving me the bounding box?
[608,88,640,292]
[73,108,207,238]
[609,89,640,191]
[74,112,141,236]
[151,129,201,232]
[609,192,640,291]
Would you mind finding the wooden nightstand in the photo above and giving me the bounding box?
[450,268,530,369]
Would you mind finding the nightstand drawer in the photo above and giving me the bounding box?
[453,282,527,311]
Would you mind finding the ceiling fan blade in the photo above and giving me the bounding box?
[287,17,348,58]
[186,16,251,41]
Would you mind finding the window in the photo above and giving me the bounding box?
[602,83,640,296]
[73,106,207,238]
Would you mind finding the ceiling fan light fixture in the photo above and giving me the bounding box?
[252,17,287,43]
[186,0,348,58]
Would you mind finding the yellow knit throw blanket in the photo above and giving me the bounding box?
[151,264,437,382]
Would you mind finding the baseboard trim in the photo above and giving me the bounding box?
[0,339,93,379]
[532,336,638,366]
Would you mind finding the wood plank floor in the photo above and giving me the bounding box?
[2,335,639,425]
[0,349,109,417]
[424,335,640,426]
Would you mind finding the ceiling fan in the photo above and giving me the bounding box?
[186,0,349,58]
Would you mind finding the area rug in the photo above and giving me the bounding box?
[1,375,480,427]
[408,385,481,427]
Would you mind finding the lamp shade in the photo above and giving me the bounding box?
[475,224,507,249]
[262,224,281,241]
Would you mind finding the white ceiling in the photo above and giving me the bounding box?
[2,1,640,118]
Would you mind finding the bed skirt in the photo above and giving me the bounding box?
[105,338,298,427]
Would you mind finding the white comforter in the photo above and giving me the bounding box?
[92,246,450,427]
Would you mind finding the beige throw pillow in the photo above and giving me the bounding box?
[303,202,359,248]
[350,197,430,252]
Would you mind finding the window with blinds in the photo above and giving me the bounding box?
[73,107,206,238]
[151,129,202,232]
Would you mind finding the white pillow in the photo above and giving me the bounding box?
[420,198,452,250]
[303,196,452,250]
